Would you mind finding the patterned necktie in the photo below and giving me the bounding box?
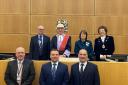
[52,63,56,80]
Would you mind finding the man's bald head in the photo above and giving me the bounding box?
[15,47,25,61]
[37,25,45,35]
[78,49,88,63]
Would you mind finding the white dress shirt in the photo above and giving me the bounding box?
[17,59,24,85]
[57,34,64,50]
[38,35,43,47]
[79,62,87,72]
[51,61,59,70]
[101,36,106,43]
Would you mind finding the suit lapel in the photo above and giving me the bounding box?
[22,59,27,78]
[35,35,40,48]
[55,36,57,48]
[82,62,90,79]
[48,62,53,77]
[13,60,18,80]
[104,35,109,43]
[76,63,80,75]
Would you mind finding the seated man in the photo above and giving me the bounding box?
[51,23,71,57]
[4,47,35,85]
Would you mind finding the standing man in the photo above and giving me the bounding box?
[51,23,71,57]
[70,49,100,85]
[4,47,35,85]
[39,49,69,85]
[29,25,50,60]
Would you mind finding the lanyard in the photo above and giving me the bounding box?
[17,63,23,76]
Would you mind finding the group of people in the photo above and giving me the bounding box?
[4,23,115,85]
[29,24,115,61]
[5,47,100,85]
[29,24,71,60]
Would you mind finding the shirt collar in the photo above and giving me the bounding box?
[17,59,24,64]
[101,35,106,38]
[38,35,43,38]
[79,61,87,66]
[56,34,65,37]
[51,61,59,65]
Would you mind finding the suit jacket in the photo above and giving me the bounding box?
[29,35,50,60]
[39,62,69,85]
[74,40,94,60]
[70,62,100,85]
[50,35,71,55]
[4,59,35,85]
[94,35,115,61]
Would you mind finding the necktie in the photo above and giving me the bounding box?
[80,63,84,85]
[52,64,56,80]
[80,63,84,74]
[39,35,42,48]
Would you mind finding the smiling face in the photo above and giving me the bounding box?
[50,50,59,62]
[98,28,106,37]
[15,47,25,61]
[57,27,64,35]
[81,32,87,41]
[78,49,88,63]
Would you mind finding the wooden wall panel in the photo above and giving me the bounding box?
[95,0,128,15]
[0,0,30,14]
[31,15,95,35]
[0,35,29,53]
[31,0,94,15]
[31,15,57,35]
[94,16,128,36]
[114,36,128,54]
[0,15,30,34]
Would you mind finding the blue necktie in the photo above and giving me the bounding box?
[52,64,56,80]
[39,35,42,48]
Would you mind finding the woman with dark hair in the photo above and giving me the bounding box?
[74,29,94,60]
[94,26,115,61]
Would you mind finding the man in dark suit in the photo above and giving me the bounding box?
[29,25,50,60]
[94,26,115,61]
[4,47,35,85]
[39,49,69,85]
[70,49,100,85]
[51,23,71,57]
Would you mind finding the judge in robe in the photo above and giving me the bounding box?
[51,23,71,57]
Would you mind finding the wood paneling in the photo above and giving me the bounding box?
[31,15,95,35]
[0,35,29,53]
[114,36,128,54]
[0,15,30,34]
[0,0,30,14]
[31,0,94,15]
[95,0,128,15]
[94,16,128,36]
